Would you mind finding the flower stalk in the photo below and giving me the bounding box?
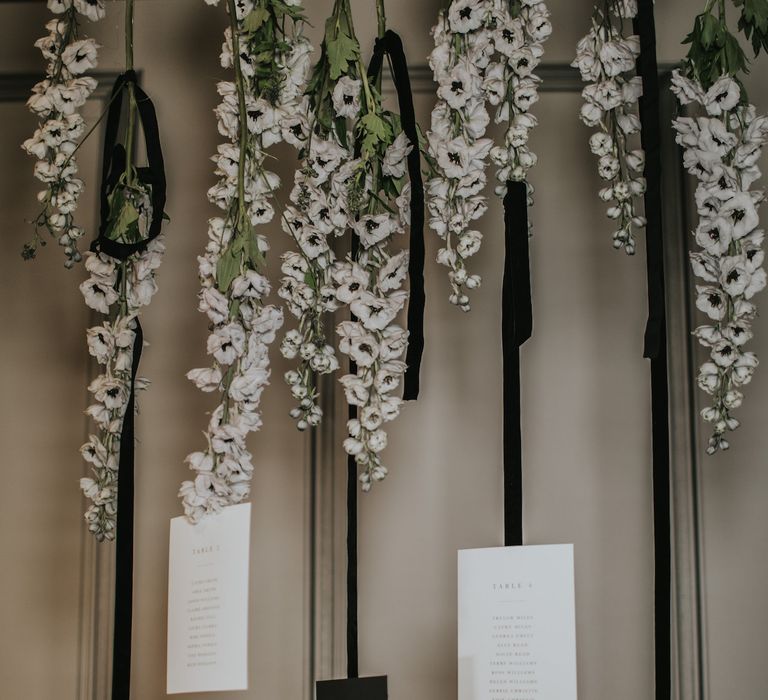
[427,0,552,309]
[22,0,106,266]
[79,0,167,540]
[181,0,311,522]
[573,1,647,254]
[671,0,768,454]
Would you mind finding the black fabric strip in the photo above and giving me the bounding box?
[502,181,532,547]
[341,31,425,680]
[634,6,665,362]
[346,215,361,678]
[346,406,359,679]
[633,2,672,698]
[111,319,143,700]
[368,30,426,401]
[94,72,167,261]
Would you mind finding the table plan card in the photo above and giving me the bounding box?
[167,503,251,694]
[458,545,577,700]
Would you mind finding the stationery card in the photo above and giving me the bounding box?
[458,544,578,700]
[167,503,251,694]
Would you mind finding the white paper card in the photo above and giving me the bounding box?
[167,503,251,694]
[458,544,577,700]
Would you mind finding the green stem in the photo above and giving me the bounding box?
[124,0,136,183]
[375,0,387,93]
[51,9,80,85]
[222,0,251,426]
[118,260,129,317]
[376,0,387,39]
[227,0,249,231]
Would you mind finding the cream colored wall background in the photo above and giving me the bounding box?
[1,1,767,699]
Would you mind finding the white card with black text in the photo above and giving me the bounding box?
[458,544,578,700]
[167,503,251,694]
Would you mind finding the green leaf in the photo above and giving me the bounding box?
[247,228,264,268]
[271,0,307,22]
[216,246,242,293]
[104,188,140,244]
[358,112,392,157]
[326,28,359,80]
[243,7,270,33]
[700,13,720,48]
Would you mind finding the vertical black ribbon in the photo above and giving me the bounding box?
[502,182,533,547]
[367,30,426,401]
[633,3,672,699]
[346,398,359,679]
[111,319,143,700]
[346,202,361,681]
[91,73,166,700]
[338,31,426,680]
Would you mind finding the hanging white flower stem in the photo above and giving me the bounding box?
[573,0,647,254]
[280,0,414,488]
[80,0,167,541]
[277,0,357,431]
[427,0,551,310]
[181,0,311,522]
[672,0,768,453]
[22,0,105,266]
[332,0,414,490]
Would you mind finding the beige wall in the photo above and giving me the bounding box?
[1,1,768,699]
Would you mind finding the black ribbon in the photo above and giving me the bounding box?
[502,181,532,547]
[346,402,359,679]
[367,30,426,401]
[92,71,167,262]
[111,319,143,700]
[347,217,361,680]
[337,31,426,680]
[633,3,672,699]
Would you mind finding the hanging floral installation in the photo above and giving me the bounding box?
[22,0,105,266]
[427,0,552,310]
[672,0,768,453]
[79,1,168,540]
[180,0,311,522]
[279,0,418,490]
[573,0,647,255]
